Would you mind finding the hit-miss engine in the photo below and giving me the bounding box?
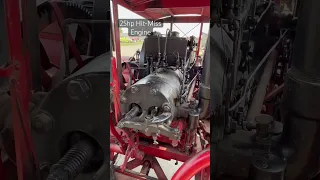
[117,30,210,153]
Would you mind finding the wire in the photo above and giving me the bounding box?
[258,0,273,23]
[229,29,289,111]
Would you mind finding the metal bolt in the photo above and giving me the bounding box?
[255,159,268,169]
[150,88,157,95]
[117,122,124,128]
[32,112,54,133]
[120,96,127,104]
[67,78,91,100]
[163,104,171,112]
[171,140,178,147]
[131,86,138,94]
[174,134,180,140]
[189,99,198,109]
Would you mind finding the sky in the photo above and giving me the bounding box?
[110,2,210,37]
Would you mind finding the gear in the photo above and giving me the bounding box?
[61,0,94,14]
[37,1,93,18]
[37,0,93,56]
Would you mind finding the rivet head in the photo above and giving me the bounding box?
[131,86,138,94]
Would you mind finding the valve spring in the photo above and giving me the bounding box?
[47,140,95,180]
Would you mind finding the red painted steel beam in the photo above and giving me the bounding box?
[3,0,40,179]
[161,16,210,23]
[114,166,158,180]
[138,143,190,162]
[196,22,203,63]
[111,143,124,154]
[172,148,210,180]
[131,0,210,10]
[116,0,209,21]
[112,0,123,83]
[50,2,84,68]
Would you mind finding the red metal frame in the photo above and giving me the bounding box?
[115,0,209,22]
[111,56,210,179]
[3,0,40,179]
[112,0,123,82]
[172,148,210,180]
[110,0,210,178]
[196,22,203,63]
[38,2,91,90]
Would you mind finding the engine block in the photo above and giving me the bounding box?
[118,68,184,140]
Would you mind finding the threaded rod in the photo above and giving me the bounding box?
[46,140,95,180]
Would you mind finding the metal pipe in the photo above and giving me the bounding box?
[110,143,124,154]
[229,29,288,111]
[196,23,203,63]
[231,23,241,89]
[181,47,188,103]
[163,29,170,64]
[281,1,320,179]
[170,16,173,31]
[156,35,161,69]
[112,0,122,85]
[110,113,126,150]
[199,38,210,119]
[257,0,272,23]
[187,76,197,101]
[246,50,277,127]
[171,148,210,180]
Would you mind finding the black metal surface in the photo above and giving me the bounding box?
[249,154,286,180]
[0,0,10,93]
[199,38,210,119]
[0,0,8,67]
[47,140,95,180]
[90,0,111,56]
[21,0,42,90]
[143,36,189,66]
[246,50,277,125]
[31,52,111,179]
[280,1,320,180]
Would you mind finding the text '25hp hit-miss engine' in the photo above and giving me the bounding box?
[117,31,210,151]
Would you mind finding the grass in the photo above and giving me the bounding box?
[120,41,143,46]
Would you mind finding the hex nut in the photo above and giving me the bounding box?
[120,96,127,104]
[162,104,171,112]
[150,88,157,95]
[32,112,54,133]
[67,78,91,100]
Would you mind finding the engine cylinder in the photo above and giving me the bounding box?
[122,68,182,121]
